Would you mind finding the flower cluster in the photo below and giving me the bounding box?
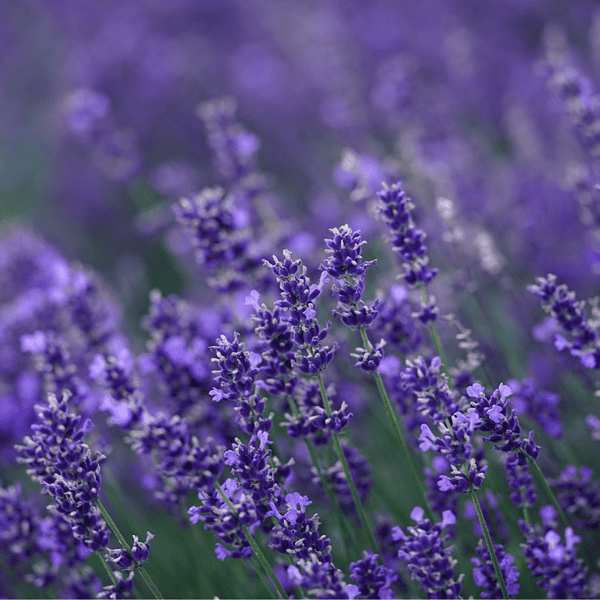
[466,382,540,507]
[376,182,438,323]
[506,378,563,438]
[264,250,337,375]
[348,551,397,599]
[173,187,259,293]
[528,274,600,369]
[320,224,379,329]
[392,507,463,599]
[16,392,110,551]
[550,465,600,530]
[520,506,588,599]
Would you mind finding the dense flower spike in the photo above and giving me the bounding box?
[129,411,224,504]
[0,482,90,589]
[197,97,260,184]
[520,507,588,599]
[392,507,463,599]
[401,356,460,424]
[245,289,297,397]
[173,187,260,293]
[528,274,600,368]
[506,378,563,438]
[210,332,272,434]
[348,551,397,599]
[16,392,110,551]
[321,224,379,328]
[376,182,438,288]
[419,413,488,493]
[189,477,257,560]
[264,250,338,375]
[467,382,540,506]
[268,492,331,562]
[550,465,600,530]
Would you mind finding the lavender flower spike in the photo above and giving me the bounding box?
[16,391,110,552]
[377,181,437,294]
[392,507,464,599]
[320,224,379,329]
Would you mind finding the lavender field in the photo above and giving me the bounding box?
[3,1,600,598]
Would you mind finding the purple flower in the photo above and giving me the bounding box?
[97,570,135,599]
[286,556,358,599]
[376,182,438,289]
[348,551,397,599]
[520,507,588,599]
[392,507,463,599]
[351,339,386,372]
[16,392,110,552]
[401,356,460,424]
[506,378,563,438]
[550,465,600,530]
[105,531,154,570]
[528,274,599,368]
[467,382,539,457]
[210,332,272,434]
[129,412,224,504]
[320,224,379,329]
[264,250,337,375]
[173,187,258,293]
[268,492,332,562]
[197,97,260,184]
[188,477,258,560]
[245,290,297,397]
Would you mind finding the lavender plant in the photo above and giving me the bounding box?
[4,1,600,598]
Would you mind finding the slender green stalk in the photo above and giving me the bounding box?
[470,488,509,599]
[524,451,569,529]
[316,373,380,553]
[215,481,289,599]
[359,326,436,522]
[250,556,278,600]
[94,499,164,600]
[97,551,118,587]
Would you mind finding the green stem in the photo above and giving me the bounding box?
[359,326,436,522]
[524,452,569,530]
[250,556,278,599]
[470,489,510,599]
[215,481,289,599]
[97,552,118,587]
[94,499,164,600]
[316,373,380,553]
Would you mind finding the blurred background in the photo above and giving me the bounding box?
[3,0,600,321]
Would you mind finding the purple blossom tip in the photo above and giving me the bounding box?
[245,289,261,311]
[410,506,425,522]
[467,382,485,397]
